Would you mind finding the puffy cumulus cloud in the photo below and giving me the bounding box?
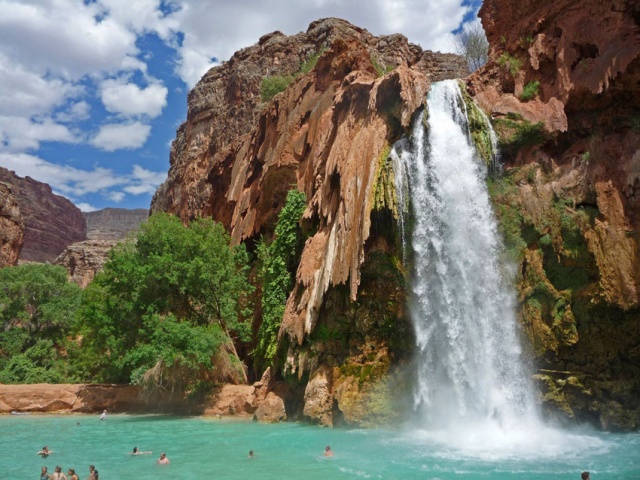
[170,0,471,86]
[0,116,77,152]
[100,78,168,118]
[90,121,152,151]
[0,152,166,204]
[0,1,138,80]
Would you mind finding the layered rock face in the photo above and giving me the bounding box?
[0,168,86,263]
[151,18,465,426]
[0,182,24,267]
[84,208,148,240]
[469,0,640,430]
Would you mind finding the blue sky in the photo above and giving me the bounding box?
[0,0,482,212]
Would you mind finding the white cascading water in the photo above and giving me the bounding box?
[393,80,551,454]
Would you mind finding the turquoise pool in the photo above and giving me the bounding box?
[1,414,638,479]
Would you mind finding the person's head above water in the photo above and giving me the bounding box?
[581,472,590,480]
[133,447,138,453]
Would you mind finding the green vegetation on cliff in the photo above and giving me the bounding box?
[255,189,307,368]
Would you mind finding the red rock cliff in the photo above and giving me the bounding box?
[0,167,86,263]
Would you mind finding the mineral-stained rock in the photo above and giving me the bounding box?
[303,365,334,426]
[0,167,86,263]
[0,181,24,267]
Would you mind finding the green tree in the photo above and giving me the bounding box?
[255,189,307,368]
[454,21,489,73]
[0,264,82,383]
[79,213,253,393]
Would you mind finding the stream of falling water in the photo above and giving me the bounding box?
[393,80,547,452]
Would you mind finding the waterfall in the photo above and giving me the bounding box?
[393,80,539,436]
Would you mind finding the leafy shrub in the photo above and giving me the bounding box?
[498,53,522,77]
[260,74,293,102]
[520,81,540,101]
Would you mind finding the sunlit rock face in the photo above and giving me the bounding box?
[150,18,466,426]
[0,181,24,267]
[0,167,86,263]
[468,0,640,430]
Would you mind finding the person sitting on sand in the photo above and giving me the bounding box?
[40,466,50,480]
[131,447,152,455]
[37,446,53,457]
[324,445,334,457]
[50,465,67,480]
[157,453,170,465]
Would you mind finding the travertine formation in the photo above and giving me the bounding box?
[0,182,24,267]
[0,167,86,263]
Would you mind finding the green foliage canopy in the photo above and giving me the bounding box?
[0,264,82,383]
[79,213,253,389]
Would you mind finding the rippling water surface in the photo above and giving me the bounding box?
[1,414,639,479]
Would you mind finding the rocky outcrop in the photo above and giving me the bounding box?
[54,239,118,288]
[469,0,640,430]
[84,208,148,240]
[0,168,86,263]
[0,182,24,267]
[54,208,149,287]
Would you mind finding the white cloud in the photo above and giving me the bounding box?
[107,191,126,202]
[56,101,92,123]
[0,116,77,152]
[75,202,98,212]
[100,78,168,118]
[0,152,166,203]
[90,121,152,151]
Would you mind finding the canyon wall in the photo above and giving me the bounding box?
[0,168,86,263]
[84,208,148,240]
[468,0,640,430]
